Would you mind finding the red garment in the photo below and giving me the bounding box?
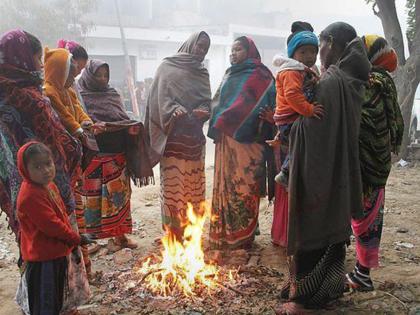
[271,184,288,247]
[274,70,314,123]
[17,142,81,262]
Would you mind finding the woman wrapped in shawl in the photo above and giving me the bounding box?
[276,22,371,314]
[76,59,153,251]
[346,35,404,292]
[0,29,90,314]
[145,31,211,240]
[208,36,276,250]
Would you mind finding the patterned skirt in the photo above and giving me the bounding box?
[75,153,132,239]
[282,242,346,309]
[209,134,264,250]
[351,187,385,268]
[159,147,206,240]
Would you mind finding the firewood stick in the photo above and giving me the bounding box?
[138,268,164,285]
[216,281,248,296]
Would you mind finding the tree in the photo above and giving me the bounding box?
[367,0,420,158]
[0,0,97,47]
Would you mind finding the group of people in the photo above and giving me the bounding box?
[0,30,153,314]
[0,17,404,315]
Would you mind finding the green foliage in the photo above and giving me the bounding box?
[0,0,97,47]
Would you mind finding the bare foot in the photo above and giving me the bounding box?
[274,302,308,315]
[107,238,122,253]
[115,235,138,249]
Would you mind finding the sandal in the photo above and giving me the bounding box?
[345,272,374,292]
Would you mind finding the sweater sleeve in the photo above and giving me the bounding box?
[46,91,82,135]
[282,71,315,117]
[69,88,92,124]
[20,193,81,246]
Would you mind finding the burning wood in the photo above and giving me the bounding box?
[133,202,238,297]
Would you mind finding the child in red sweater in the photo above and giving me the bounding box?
[272,21,325,187]
[16,141,93,315]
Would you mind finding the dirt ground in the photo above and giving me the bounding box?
[1,152,420,314]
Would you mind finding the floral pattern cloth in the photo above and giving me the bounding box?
[209,134,265,249]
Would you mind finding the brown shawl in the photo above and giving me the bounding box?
[145,31,212,167]
[287,38,371,255]
[77,59,154,185]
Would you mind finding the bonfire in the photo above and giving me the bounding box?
[133,202,237,297]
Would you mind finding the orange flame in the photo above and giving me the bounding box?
[136,202,226,296]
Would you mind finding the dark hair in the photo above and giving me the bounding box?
[234,36,250,51]
[287,21,314,44]
[319,22,357,51]
[71,45,88,60]
[23,31,42,55]
[23,143,52,166]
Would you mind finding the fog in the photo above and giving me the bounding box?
[0,0,410,98]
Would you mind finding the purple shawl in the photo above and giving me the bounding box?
[77,59,130,122]
[0,29,36,71]
[77,59,154,186]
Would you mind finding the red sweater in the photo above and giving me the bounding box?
[17,182,81,262]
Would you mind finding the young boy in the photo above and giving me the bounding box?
[272,21,325,186]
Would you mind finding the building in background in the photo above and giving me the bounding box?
[84,0,289,112]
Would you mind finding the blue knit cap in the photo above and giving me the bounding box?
[287,31,319,58]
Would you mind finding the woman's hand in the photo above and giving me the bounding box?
[81,121,93,130]
[312,103,325,120]
[266,131,281,147]
[92,122,107,135]
[192,109,210,121]
[259,107,275,124]
[172,108,186,118]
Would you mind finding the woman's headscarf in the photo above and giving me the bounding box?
[145,31,212,166]
[0,29,36,71]
[362,34,398,72]
[0,30,81,235]
[77,59,129,122]
[208,36,276,143]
